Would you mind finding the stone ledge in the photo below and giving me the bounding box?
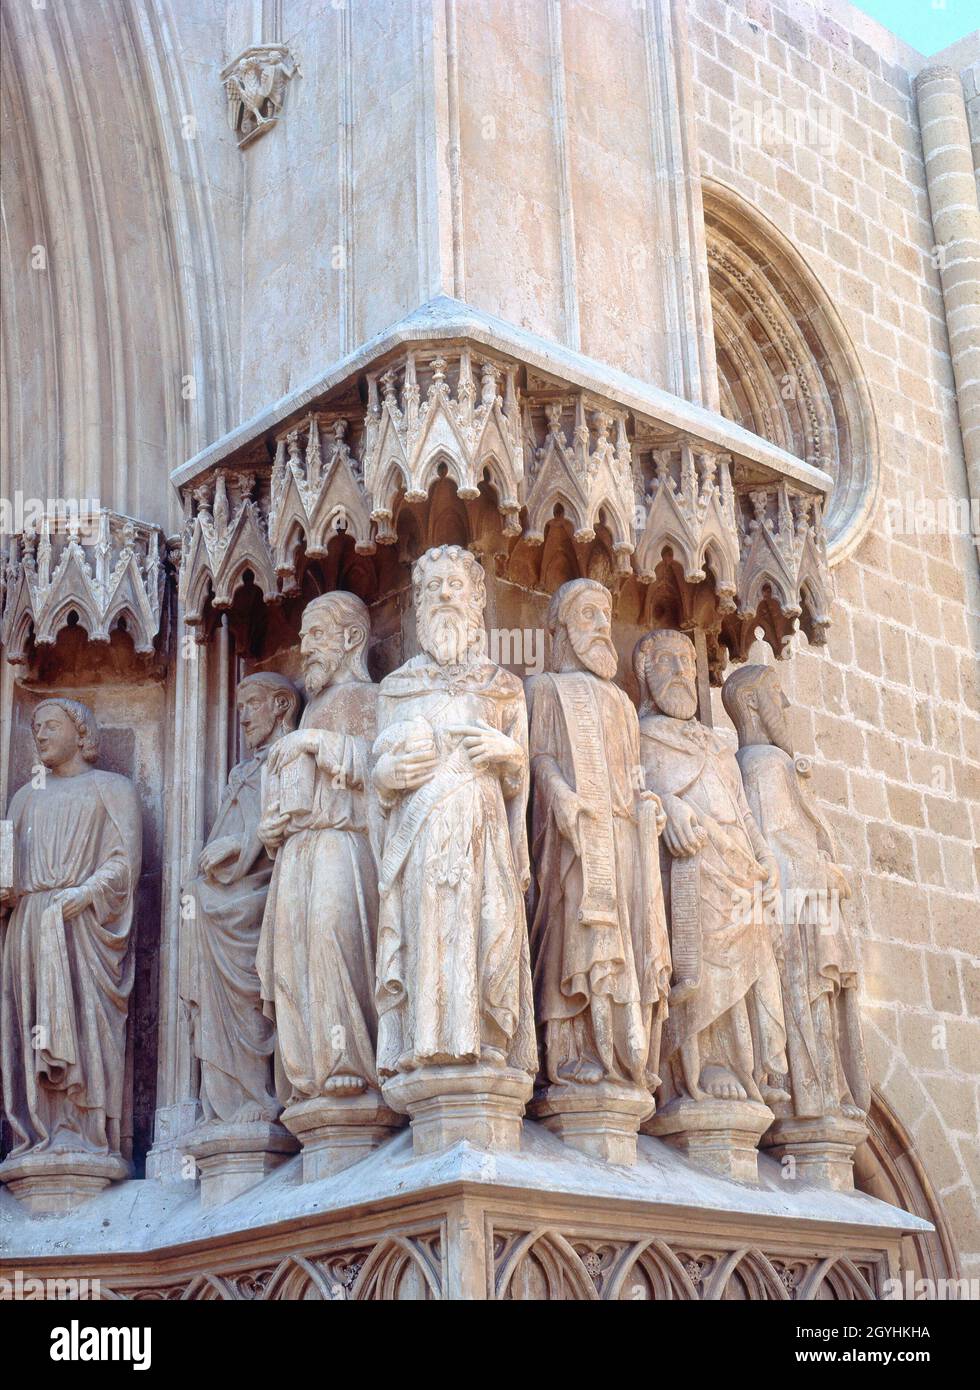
[0,1122,930,1263]
[170,297,833,497]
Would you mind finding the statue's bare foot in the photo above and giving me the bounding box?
[761,1082,790,1106]
[325,1074,368,1097]
[481,1046,507,1068]
[699,1065,747,1102]
[233,1102,270,1124]
[841,1101,864,1121]
[395,1052,418,1073]
[557,1059,604,1085]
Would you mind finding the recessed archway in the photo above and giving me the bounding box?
[703,179,880,564]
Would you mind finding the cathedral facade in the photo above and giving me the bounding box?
[0,0,977,1300]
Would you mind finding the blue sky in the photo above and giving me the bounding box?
[850,0,979,55]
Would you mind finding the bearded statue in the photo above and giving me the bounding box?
[635,629,789,1181]
[256,592,397,1178]
[526,579,671,1164]
[371,546,536,1153]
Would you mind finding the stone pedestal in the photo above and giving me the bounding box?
[646,1098,773,1183]
[532,1082,655,1166]
[281,1093,403,1182]
[185,1121,297,1208]
[0,1123,930,1299]
[382,1065,533,1157]
[145,1100,202,1182]
[762,1114,869,1192]
[0,1150,130,1216]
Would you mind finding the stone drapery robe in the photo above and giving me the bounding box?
[639,717,786,1095]
[528,672,671,1087]
[257,683,380,1099]
[737,743,870,1118]
[1,769,141,1157]
[181,749,277,1122]
[372,655,536,1077]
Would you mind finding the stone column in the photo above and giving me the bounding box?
[915,65,980,523]
[641,0,720,411]
[145,602,208,1180]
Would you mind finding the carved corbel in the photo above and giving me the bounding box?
[221,45,297,149]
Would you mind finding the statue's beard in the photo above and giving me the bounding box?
[570,632,618,680]
[653,680,698,721]
[419,606,480,667]
[303,649,340,695]
[762,706,794,756]
[243,720,274,752]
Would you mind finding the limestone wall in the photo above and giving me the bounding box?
[689,0,980,1277]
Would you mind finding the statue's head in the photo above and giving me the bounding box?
[547,578,617,680]
[413,545,487,667]
[299,592,371,695]
[633,629,698,721]
[722,664,792,755]
[32,698,99,770]
[236,672,301,751]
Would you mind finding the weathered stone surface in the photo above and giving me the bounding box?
[636,631,789,1181]
[527,578,669,1165]
[0,700,140,1211]
[1,0,976,1294]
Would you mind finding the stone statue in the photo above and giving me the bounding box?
[181,672,300,1129]
[256,591,396,1180]
[723,664,871,1188]
[0,699,141,1211]
[634,630,788,1180]
[527,579,671,1163]
[372,545,536,1153]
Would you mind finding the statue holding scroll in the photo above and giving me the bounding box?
[371,547,535,1152]
[724,665,870,1185]
[635,632,788,1177]
[0,699,140,1209]
[181,672,299,1128]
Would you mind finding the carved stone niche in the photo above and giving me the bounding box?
[520,394,636,575]
[0,510,166,666]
